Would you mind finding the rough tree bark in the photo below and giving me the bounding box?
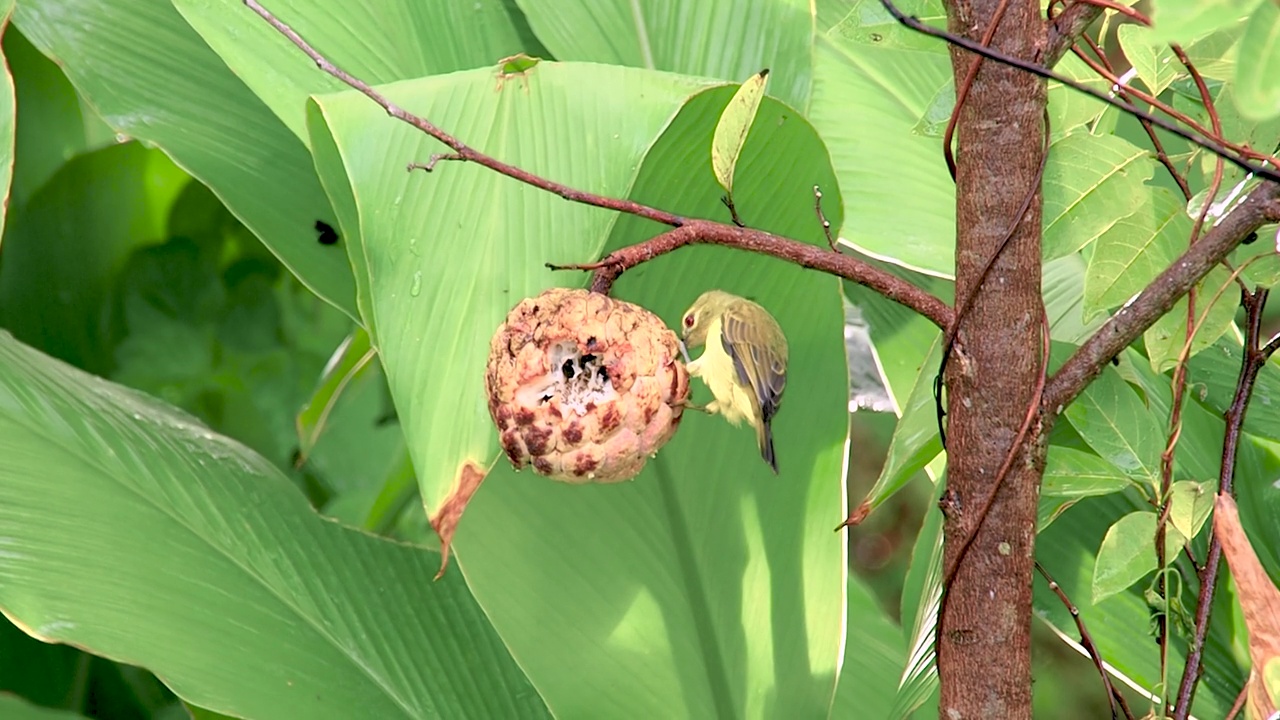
[938,0,1047,717]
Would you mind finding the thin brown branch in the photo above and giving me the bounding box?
[1035,561,1136,720]
[1172,288,1272,720]
[245,0,954,327]
[1043,182,1280,412]
[548,222,954,327]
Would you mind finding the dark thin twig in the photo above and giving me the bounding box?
[1035,561,1137,720]
[1172,288,1274,720]
[813,185,837,251]
[878,0,1280,183]
[241,0,955,326]
[720,195,745,227]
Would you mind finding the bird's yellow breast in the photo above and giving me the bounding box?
[687,317,756,427]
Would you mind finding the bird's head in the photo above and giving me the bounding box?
[680,290,735,349]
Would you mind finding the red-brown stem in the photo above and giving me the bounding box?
[1171,288,1272,719]
[549,221,954,328]
[1035,561,1137,720]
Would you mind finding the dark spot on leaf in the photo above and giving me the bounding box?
[315,220,339,245]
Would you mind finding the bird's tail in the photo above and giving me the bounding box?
[758,420,778,474]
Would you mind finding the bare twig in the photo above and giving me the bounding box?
[1171,288,1274,719]
[720,195,745,227]
[1036,561,1137,720]
[813,185,837,251]
[243,0,954,327]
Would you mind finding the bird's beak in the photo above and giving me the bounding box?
[678,340,691,365]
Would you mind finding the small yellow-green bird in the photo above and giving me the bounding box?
[680,290,788,473]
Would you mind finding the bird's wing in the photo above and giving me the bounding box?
[720,307,787,422]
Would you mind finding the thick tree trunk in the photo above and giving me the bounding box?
[938,1,1048,718]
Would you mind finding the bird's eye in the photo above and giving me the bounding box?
[683,314,694,328]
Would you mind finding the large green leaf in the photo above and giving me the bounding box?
[1039,446,1132,530]
[454,85,848,717]
[1042,133,1154,261]
[1143,264,1239,373]
[1064,366,1163,486]
[0,0,15,237]
[0,143,187,377]
[811,0,955,276]
[175,0,531,142]
[514,0,815,111]
[1083,187,1189,320]
[1151,0,1263,45]
[891,476,944,720]
[306,61,711,510]
[0,331,548,720]
[0,696,88,720]
[831,573,907,719]
[13,0,357,316]
[1233,0,1280,121]
[1188,338,1280,444]
[860,336,943,511]
[1035,493,1242,719]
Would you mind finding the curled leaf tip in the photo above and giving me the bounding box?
[429,461,489,578]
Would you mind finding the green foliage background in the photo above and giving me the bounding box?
[0,0,1277,718]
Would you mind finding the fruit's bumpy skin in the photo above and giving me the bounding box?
[486,288,690,482]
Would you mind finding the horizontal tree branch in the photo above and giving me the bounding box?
[244,0,954,327]
[1044,182,1280,412]
[550,221,954,328]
